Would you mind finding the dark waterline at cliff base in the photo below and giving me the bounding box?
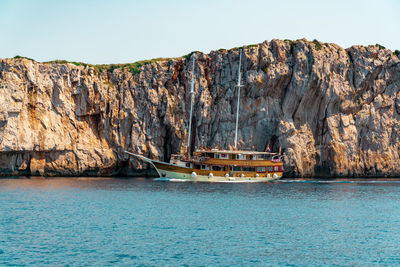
[1,178,400,265]
[2,175,400,180]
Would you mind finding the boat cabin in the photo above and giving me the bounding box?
[169,148,284,177]
[193,149,277,161]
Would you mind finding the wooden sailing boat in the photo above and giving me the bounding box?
[126,50,284,182]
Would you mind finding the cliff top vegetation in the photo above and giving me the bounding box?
[11,39,400,75]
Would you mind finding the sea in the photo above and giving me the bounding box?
[1,177,400,266]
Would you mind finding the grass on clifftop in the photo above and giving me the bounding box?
[182,51,201,59]
[312,39,322,50]
[13,42,400,75]
[44,58,178,75]
[375,43,386,50]
[14,55,35,61]
[95,58,174,74]
[46,60,93,67]
[13,54,182,75]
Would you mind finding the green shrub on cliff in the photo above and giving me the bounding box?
[247,44,258,48]
[375,43,386,50]
[312,39,322,50]
[47,59,69,64]
[43,57,179,75]
[14,55,35,61]
[95,58,176,75]
[183,51,201,59]
[394,50,400,57]
[231,46,243,51]
[262,66,268,74]
[46,60,94,68]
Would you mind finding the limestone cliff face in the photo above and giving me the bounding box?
[1,39,400,177]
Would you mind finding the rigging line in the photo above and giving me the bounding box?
[234,49,243,149]
[187,54,196,152]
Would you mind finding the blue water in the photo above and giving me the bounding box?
[1,178,400,266]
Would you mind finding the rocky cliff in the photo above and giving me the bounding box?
[1,39,400,177]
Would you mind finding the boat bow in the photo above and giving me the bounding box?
[124,151,162,176]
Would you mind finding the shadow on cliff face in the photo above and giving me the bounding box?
[112,162,158,177]
[0,150,159,178]
[268,135,279,153]
[163,126,181,162]
[0,152,31,176]
[313,163,333,178]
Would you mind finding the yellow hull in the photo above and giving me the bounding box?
[125,151,283,183]
[154,160,282,182]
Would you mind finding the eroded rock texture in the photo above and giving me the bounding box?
[0,39,399,177]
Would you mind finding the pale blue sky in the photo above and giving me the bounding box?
[1,0,399,64]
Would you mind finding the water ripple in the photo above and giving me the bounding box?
[1,178,400,265]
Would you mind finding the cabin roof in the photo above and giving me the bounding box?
[194,149,278,155]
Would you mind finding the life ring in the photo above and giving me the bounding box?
[208,173,213,179]
[191,172,197,178]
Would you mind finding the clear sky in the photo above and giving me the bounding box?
[1,0,399,64]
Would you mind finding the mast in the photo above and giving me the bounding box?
[234,49,243,149]
[187,54,195,155]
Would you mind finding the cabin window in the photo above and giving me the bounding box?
[256,167,266,172]
[268,167,273,172]
[186,163,191,168]
[274,166,279,171]
[233,166,241,171]
[215,154,220,159]
[235,154,246,160]
[201,165,209,170]
[220,153,228,159]
[243,167,255,172]
[212,166,222,171]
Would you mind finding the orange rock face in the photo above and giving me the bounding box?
[0,39,399,177]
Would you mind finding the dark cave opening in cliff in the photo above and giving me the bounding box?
[267,135,279,153]
[163,125,182,163]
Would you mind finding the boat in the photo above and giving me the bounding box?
[125,49,285,182]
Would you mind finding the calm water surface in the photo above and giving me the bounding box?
[1,178,400,266]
